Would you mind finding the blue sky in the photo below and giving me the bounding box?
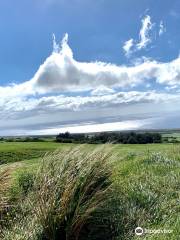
[0,0,180,135]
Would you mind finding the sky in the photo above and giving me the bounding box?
[0,0,180,135]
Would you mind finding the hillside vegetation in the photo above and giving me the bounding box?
[0,142,179,239]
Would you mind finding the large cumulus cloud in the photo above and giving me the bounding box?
[31,34,180,93]
[1,33,180,98]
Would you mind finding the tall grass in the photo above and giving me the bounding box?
[1,146,119,240]
[0,169,12,233]
[0,170,11,212]
[0,170,9,205]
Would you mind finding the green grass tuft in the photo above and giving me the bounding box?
[1,146,121,240]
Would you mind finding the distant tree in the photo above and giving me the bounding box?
[56,131,162,144]
[64,132,70,139]
[127,136,138,144]
[152,133,162,143]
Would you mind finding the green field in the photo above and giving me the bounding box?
[0,142,180,239]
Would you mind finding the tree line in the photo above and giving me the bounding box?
[56,131,162,144]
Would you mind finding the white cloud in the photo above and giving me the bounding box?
[159,21,166,36]
[25,34,180,92]
[123,15,166,55]
[122,15,153,56]
[137,15,153,50]
[91,86,115,96]
[123,39,134,57]
[30,120,147,135]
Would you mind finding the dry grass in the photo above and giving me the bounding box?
[0,169,13,234]
[0,169,12,212]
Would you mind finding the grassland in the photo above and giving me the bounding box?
[0,141,179,239]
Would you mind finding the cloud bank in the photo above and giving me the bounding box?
[0,31,180,135]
